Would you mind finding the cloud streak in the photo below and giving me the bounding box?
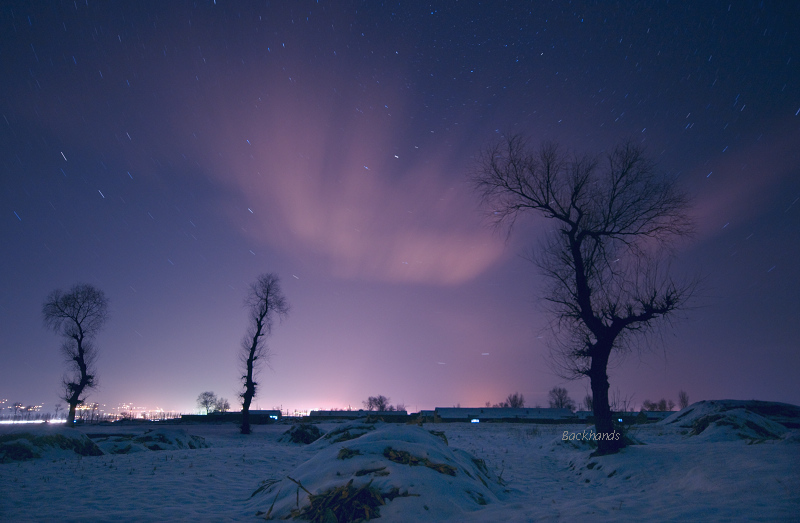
[196,67,506,285]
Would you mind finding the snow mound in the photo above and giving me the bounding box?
[90,428,209,454]
[251,423,504,521]
[279,424,325,444]
[661,399,800,429]
[688,409,786,442]
[309,420,379,448]
[0,426,103,462]
[661,401,792,442]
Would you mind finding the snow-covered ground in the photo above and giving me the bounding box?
[1,401,798,522]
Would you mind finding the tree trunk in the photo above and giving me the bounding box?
[588,346,624,455]
[66,400,77,424]
[241,394,252,435]
[241,356,255,434]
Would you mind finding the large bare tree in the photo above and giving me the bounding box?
[240,273,289,434]
[473,136,695,454]
[42,283,109,424]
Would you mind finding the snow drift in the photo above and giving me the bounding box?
[90,427,209,454]
[252,422,506,521]
[0,426,103,462]
[660,400,798,442]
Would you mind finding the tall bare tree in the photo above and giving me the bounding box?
[240,273,289,434]
[42,283,109,424]
[473,136,695,454]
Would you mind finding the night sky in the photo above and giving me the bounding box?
[2,1,798,416]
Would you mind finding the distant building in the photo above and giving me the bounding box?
[308,410,408,421]
[640,411,673,422]
[433,407,575,423]
[574,410,670,424]
[180,410,281,424]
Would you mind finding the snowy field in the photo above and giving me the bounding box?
[1,401,799,522]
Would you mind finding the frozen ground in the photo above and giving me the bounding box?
[1,402,799,522]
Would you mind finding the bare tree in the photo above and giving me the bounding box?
[678,390,690,410]
[197,391,218,415]
[214,397,231,413]
[42,283,109,424]
[473,137,695,454]
[240,273,289,434]
[506,392,526,408]
[582,393,593,412]
[548,386,577,411]
[363,395,390,411]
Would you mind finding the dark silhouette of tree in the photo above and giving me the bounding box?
[473,137,695,454]
[502,392,525,408]
[582,394,593,412]
[489,392,525,408]
[240,273,289,434]
[548,386,577,411]
[197,392,230,414]
[42,283,109,424]
[197,391,218,415]
[215,397,231,413]
[363,395,390,411]
[678,390,690,410]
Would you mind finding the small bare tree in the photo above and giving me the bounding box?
[214,397,231,413]
[548,386,577,411]
[363,395,390,411]
[42,283,109,424]
[473,137,695,454]
[197,391,218,415]
[678,390,690,410]
[505,392,525,408]
[240,273,289,434]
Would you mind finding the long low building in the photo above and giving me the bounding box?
[180,410,281,424]
[308,410,408,421]
[432,407,575,423]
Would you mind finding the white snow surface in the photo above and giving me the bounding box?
[1,405,799,522]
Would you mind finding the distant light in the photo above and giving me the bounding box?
[270,415,278,420]
[618,418,623,422]
[471,419,480,423]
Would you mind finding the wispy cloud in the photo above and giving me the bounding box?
[688,128,800,239]
[199,70,506,285]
